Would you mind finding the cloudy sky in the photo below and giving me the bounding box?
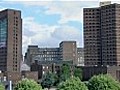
[0,0,119,55]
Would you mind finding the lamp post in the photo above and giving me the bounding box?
[9,80,12,90]
[9,75,12,90]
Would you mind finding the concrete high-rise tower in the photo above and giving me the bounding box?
[84,2,120,66]
[0,9,22,72]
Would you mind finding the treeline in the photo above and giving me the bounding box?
[0,64,120,90]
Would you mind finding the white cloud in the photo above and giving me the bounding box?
[52,25,83,46]
[52,25,81,40]
[6,1,99,24]
[22,17,83,54]
[44,1,83,24]
[22,17,58,53]
[0,6,7,11]
[23,17,56,34]
[2,1,120,24]
[2,0,55,1]
[17,1,86,24]
[22,35,31,54]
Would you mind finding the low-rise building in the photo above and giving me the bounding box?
[24,41,84,66]
[77,66,120,81]
[21,71,38,81]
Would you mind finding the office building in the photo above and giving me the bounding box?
[84,2,120,66]
[77,48,84,66]
[59,41,77,64]
[24,41,84,66]
[24,46,60,66]
[0,9,22,72]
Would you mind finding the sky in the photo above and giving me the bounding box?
[0,0,120,55]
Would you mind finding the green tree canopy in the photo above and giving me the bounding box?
[88,74,120,90]
[73,67,82,80]
[14,78,42,90]
[57,77,88,90]
[59,64,71,82]
[41,72,57,89]
[0,83,5,90]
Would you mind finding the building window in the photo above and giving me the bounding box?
[43,71,45,75]
[43,66,45,69]
[14,12,16,14]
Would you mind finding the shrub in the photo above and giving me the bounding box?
[14,78,42,90]
[0,83,5,90]
[88,74,120,90]
[57,77,88,90]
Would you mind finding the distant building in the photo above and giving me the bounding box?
[78,66,120,81]
[24,41,84,66]
[0,9,22,72]
[30,61,73,79]
[59,41,77,64]
[24,46,60,66]
[31,62,56,79]
[20,61,30,71]
[84,2,120,66]
[0,9,38,86]
[1,71,38,85]
[31,60,120,81]
[77,48,84,66]
[21,71,38,81]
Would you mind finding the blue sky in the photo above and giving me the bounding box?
[0,0,119,54]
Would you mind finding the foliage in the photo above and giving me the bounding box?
[0,83,5,90]
[57,77,88,90]
[88,74,120,90]
[73,67,82,80]
[41,72,57,89]
[14,78,42,90]
[59,64,71,82]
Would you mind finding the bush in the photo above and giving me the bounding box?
[57,77,88,90]
[14,78,42,90]
[41,72,57,89]
[73,67,82,80]
[88,74,120,90]
[0,83,5,90]
[59,64,71,82]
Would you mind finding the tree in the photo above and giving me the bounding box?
[0,83,5,90]
[14,78,42,90]
[59,64,71,82]
[57,77,88,90]
[41,72,57,89]
[88,74,120,90]
[73,67,82,80]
